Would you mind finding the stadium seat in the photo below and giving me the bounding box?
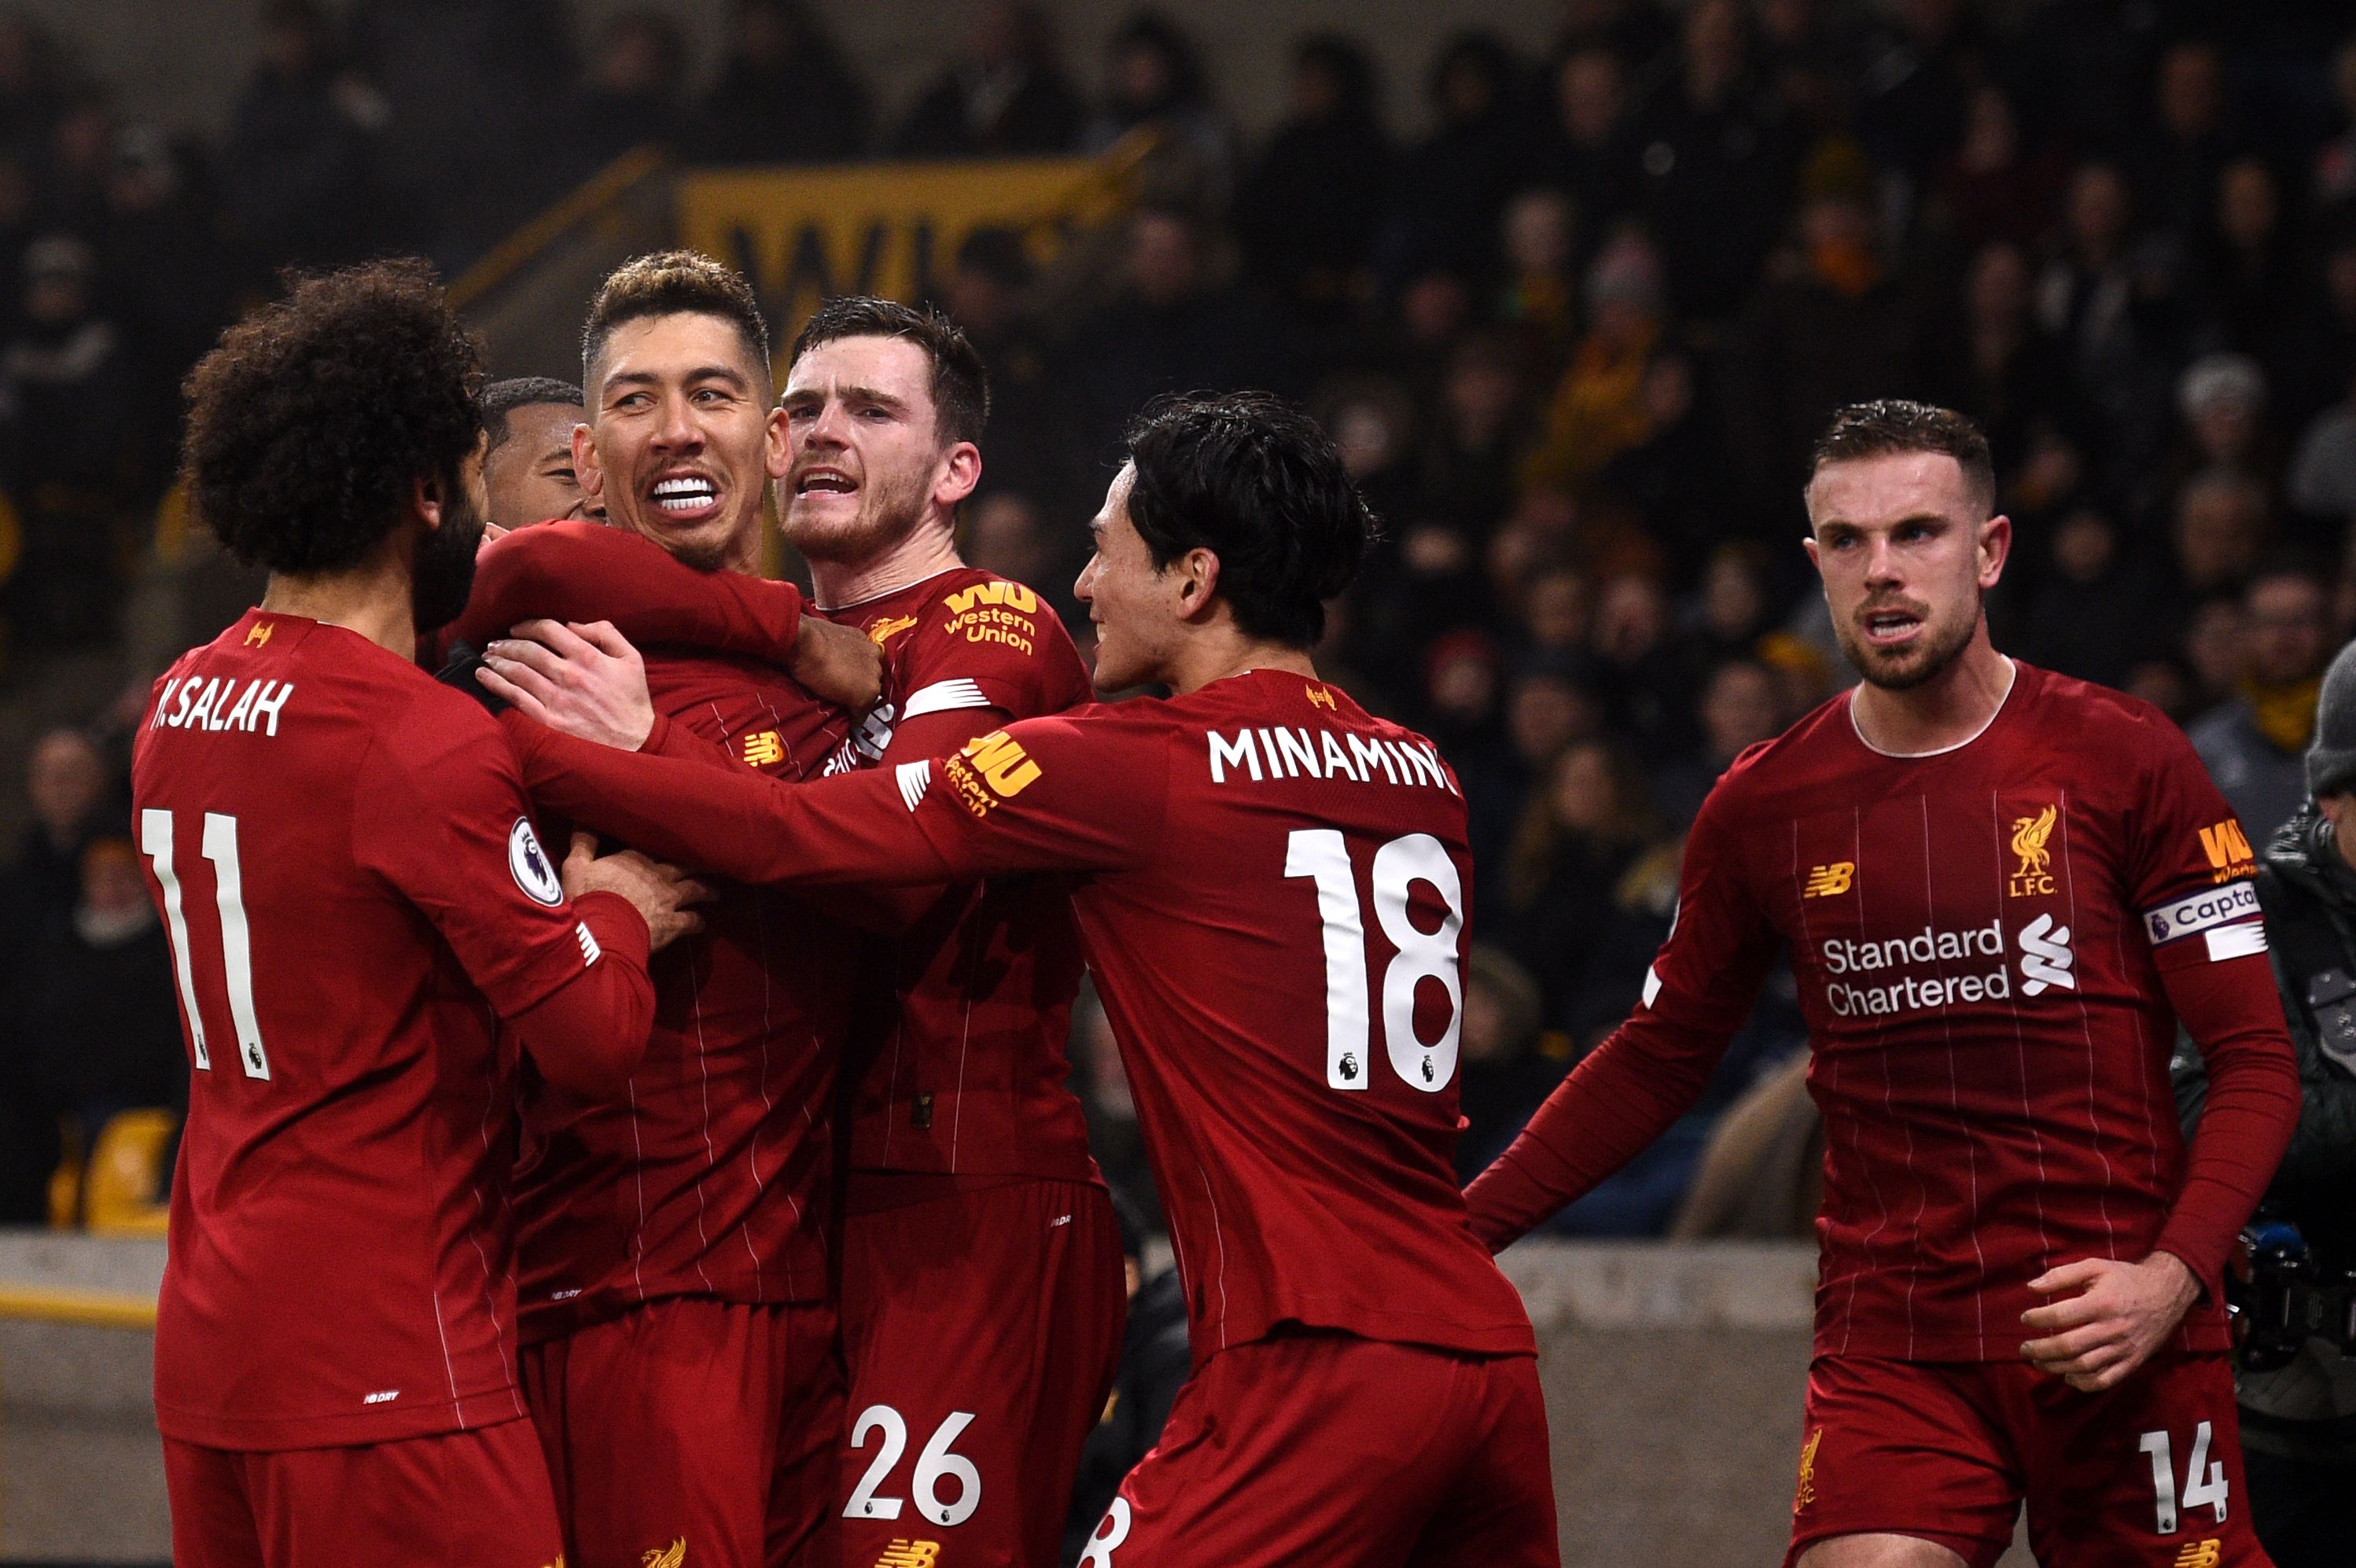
[45,1117,83,1229]
[82,1109,175,1237]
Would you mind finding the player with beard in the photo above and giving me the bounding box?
[463,390,1559,1566]
[134,261,699,1567]
[481,294,1122,1567]
[1465,402,2301,1568]
[454,252,874,1568]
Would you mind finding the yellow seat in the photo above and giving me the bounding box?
[83,1108,176,1237]
[46,1117,83,1228]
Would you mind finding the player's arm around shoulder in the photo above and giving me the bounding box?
[886,573,1092,749]
[351,688,702,1093]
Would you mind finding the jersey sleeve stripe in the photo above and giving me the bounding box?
[901,678,992,720]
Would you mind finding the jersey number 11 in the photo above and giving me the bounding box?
[140,808,271,1080]
[1285,829,1465,1095]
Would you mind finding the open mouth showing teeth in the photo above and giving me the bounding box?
[1864,610,1922,640]
[795,470,856,495]
[652,477,716,513]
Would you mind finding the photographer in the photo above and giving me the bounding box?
[2175,637,2356,1568]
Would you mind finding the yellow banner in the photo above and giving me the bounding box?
[678,152,1136,372]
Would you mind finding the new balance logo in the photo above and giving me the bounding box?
[741,730,784,767]
[2173,1541,2221,1568]
[873,1544,940,1568]
[1803,862,1854,898]
[2018,913,2074,995]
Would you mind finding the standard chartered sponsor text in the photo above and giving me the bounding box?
[1821,919,2012,1018]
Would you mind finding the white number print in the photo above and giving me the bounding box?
[1284,830,1466,1093]
[844,1404,981,1529]
[2139,1422,2228,1535]
[1078,1496,1132,1566]
[140,809,270,1080]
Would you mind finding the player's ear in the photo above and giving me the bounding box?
[1978,513,2012,589]
[572,421,606,500]
[412,472,446,533]
[934,440,981,510]
[764,403,790,480]
[1174,547,1221,621]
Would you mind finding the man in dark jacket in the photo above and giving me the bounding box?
[2175,635,2356,1568]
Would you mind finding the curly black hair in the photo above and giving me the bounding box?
[1121,391,1378,648]
[181,259,484,576]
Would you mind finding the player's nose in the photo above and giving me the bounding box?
[652,392,701,451]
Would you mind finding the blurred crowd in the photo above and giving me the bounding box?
[14,0,2356,1239]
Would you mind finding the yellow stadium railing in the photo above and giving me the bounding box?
[0,1282,156,1331]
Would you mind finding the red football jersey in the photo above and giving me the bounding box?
[134,610,628,1450]
[446,534,855,1339]
[1474,663,2292,1361]
[504,670,1540,1369]
[819,569,1096,1181]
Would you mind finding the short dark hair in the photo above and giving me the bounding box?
[482,376,583,454]
[182,259,483,576]
[790,295,989,448]
[582,249,769,390]
[1808,399,1996,516]
[1121,391,1376,647]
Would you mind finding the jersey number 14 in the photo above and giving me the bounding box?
[140,808,271,1080]
[1285,829,1465,1094]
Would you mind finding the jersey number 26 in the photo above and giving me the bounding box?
[1285,829,1465,1095]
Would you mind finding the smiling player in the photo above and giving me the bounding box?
[1467,401,2299,1568]
[481,392,1559,1566]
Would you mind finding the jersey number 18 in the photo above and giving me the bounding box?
[1284,829,1465,1095]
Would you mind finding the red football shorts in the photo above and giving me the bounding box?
[164,1416,561,1568]
[1785,1349,2268,1567]
[1073,1330,1559,1568]
[837,1174,1127,1568]
[520,1296,843,1568]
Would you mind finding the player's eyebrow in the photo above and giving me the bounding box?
[604,365,753,398]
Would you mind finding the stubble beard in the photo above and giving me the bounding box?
[1837,592,1982,693]
[786,465,930,569]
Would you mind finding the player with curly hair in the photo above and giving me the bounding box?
[136,259,703,1568]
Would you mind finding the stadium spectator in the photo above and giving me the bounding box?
[1452,944,1556,1181]
[1532,41,1635,242]
[1063,204,1298,469]
[1377,30,1522,286]
[1079,11,1234,210]
[690,0,871,164]
[1629,0,1791,322]
[223,0,388,270]
[343,0,575,262]
[1233,35,1393,322]
[556,8,689,183]
[1496,735,1664,1035]
[1932,84,2067,252]
[24,837,184,1176]
[2192,562,2336,843]
[891,0,1077,159]
[2133,39,2239,247]
[2017,507,2151,690]
[2290,361,2356,527]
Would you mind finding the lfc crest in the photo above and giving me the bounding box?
[2008,804,2057,898]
